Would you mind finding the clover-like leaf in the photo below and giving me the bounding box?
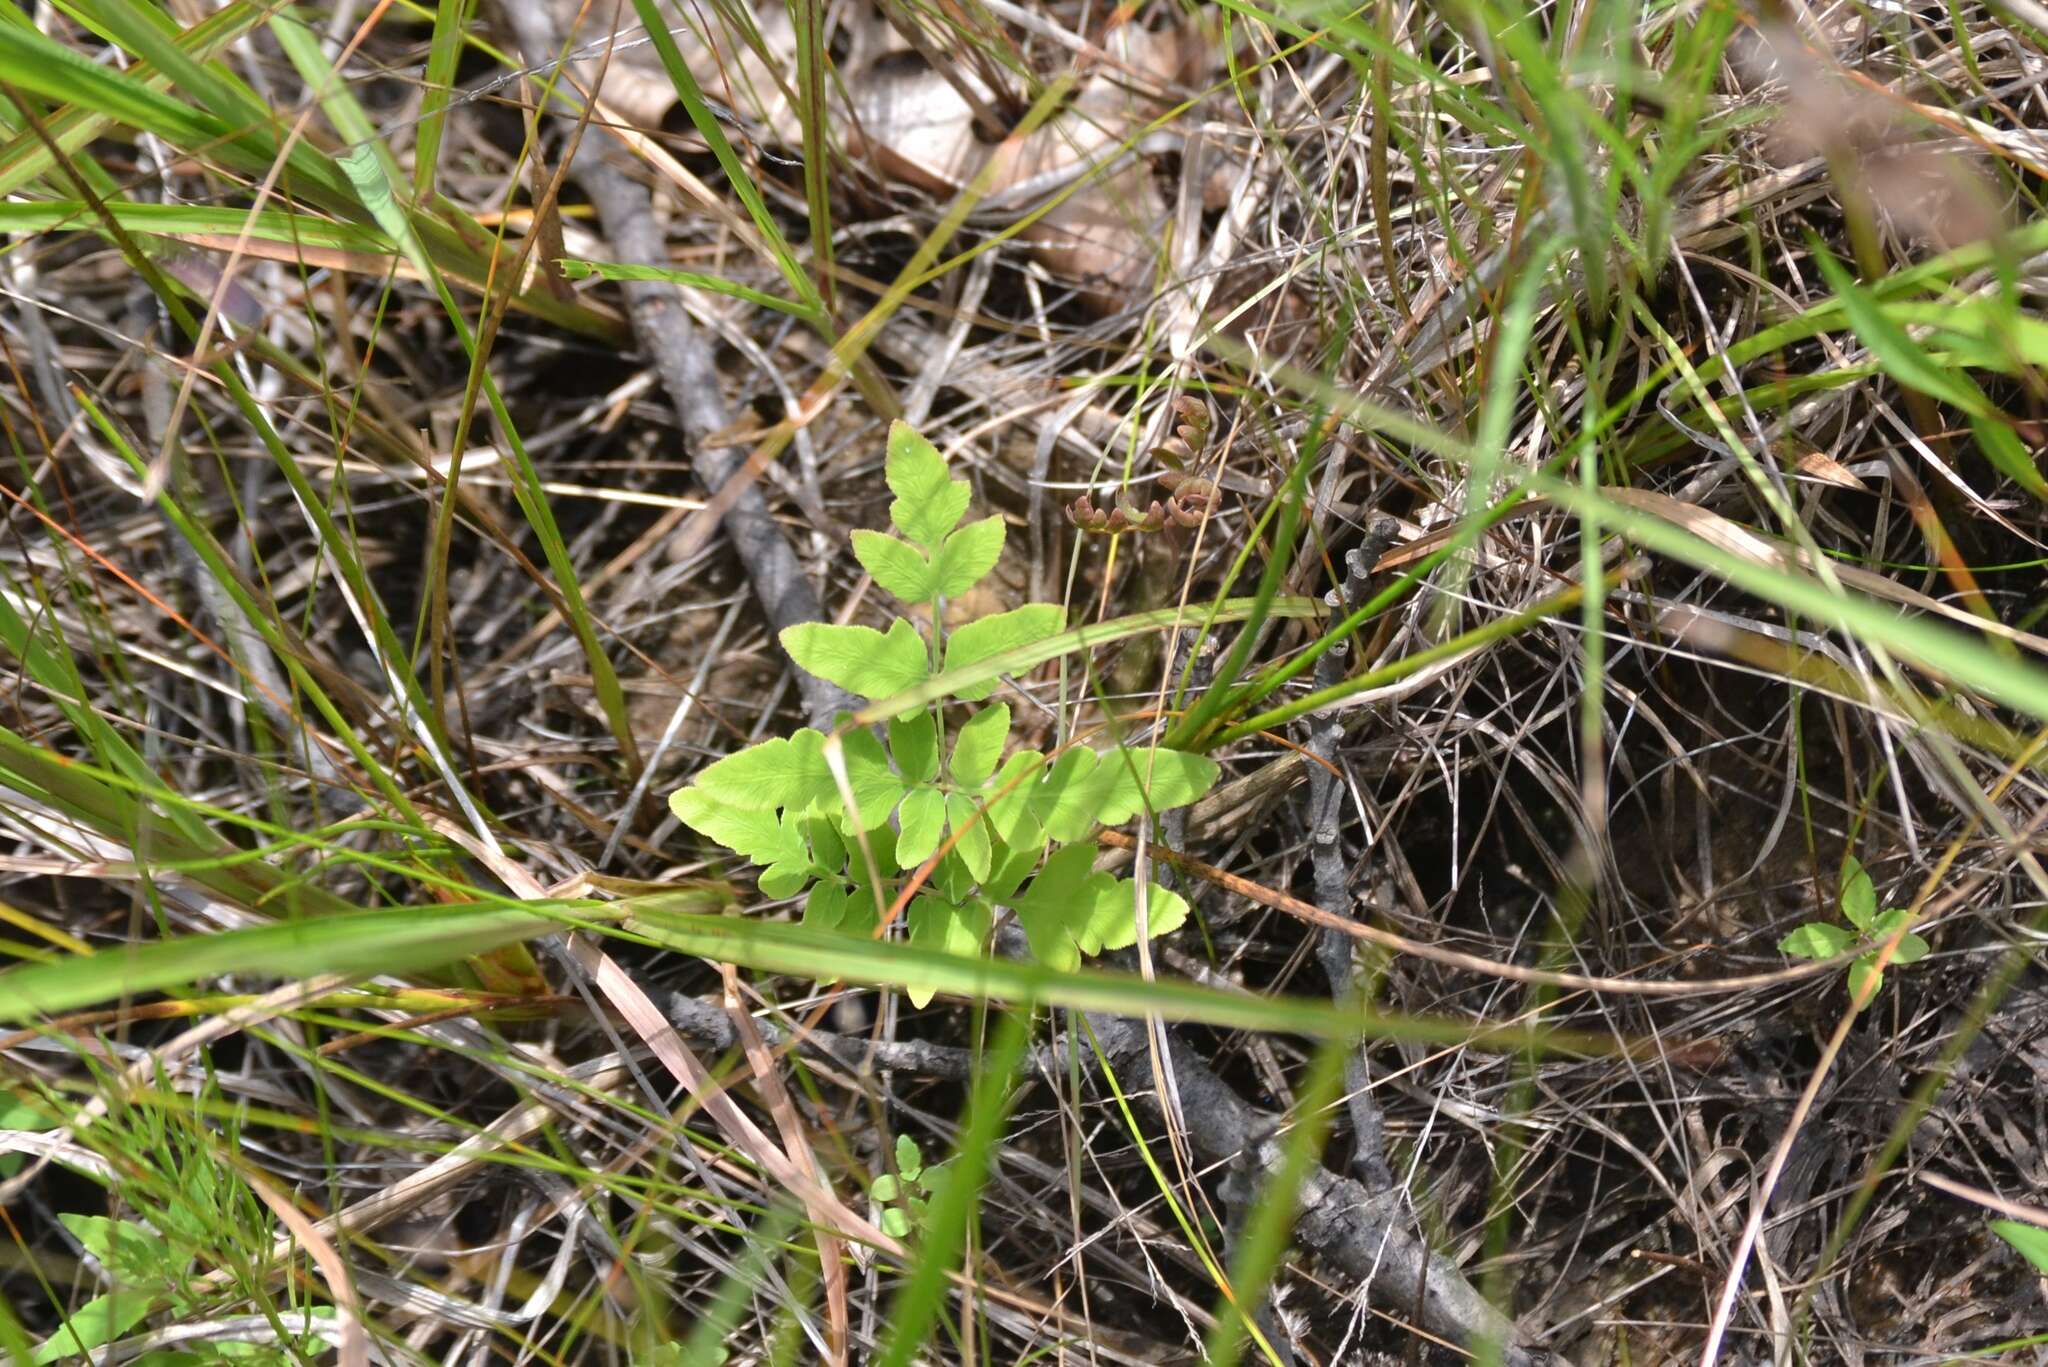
[838,878,886,937]
[758,859,810,899]
[931,516,1004,598]
[981,835,1041,904]
[1081,876,1191,955]
[1841,857,1876,931]
[1011,842,1104,972]
[803,816,845,874]
[929,849,977,902]
[895,1133,923,1181]
[1779,921,1855,959]
[897,788,946,868]
[1087,746,1219,827]
[848,821,899,881]
[852,529,936,604]
[782,618,930,702]
[890,712,940,784]
[1872,909,1931,964]
[942,603,1064,701]
[886,420,971,549]
[947,791,991,882]
[870,1173,901,1201]
[1035,746,1103,844]
[949,703,1010,788]
[1030,743,1218,843]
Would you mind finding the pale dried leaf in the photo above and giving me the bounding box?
[1794,448,1871,491]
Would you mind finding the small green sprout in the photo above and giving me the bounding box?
[1777,855,1930,1003]
[870,1133,945,1238]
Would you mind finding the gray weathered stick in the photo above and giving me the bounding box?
[499,0,853,730]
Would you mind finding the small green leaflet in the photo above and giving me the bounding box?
[947,792,992,881]
[942,604,1065,701]
[833,727,908,830]
[1088,747,1219,826]
[32,1216,164,1362]
[852,529,937,605]
[931,516,1005,598]
[1840,858,1876,931]
[889,712,940,783]
[669,791,811,896]
[885,420,971,549]
[1779,922,1854,959]
[854,517,1006,605]
[897,788,947,867]
[30,1292,151,1365]
[949,703,1009,787]
[1026,744,1219,844]
[1012,843,1102,971]
[1008,842,1191,971]
[983,750,1048,848]
[896,1132,924,1180]
[1085,876,1190,954]
[781,619,931,703]
[1871,909,1930,963]
[805,881,848,931]
[1035,747,1104,844]
[690,729,834,811]
[904,895,991,1007]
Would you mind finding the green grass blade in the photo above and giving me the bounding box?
[1813,243,2047,499]
[788,0,835,312]
[0,0,265,196]
[412,0,467,199]
[621,0,825,319]
[620,899,1622,1052]
[0,907,568,1020]
[850,597,1327,725]
[557,257,820,319]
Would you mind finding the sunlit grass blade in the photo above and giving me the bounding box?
[0,906,569,1020]
[1813,243,2048,500]
[557,257,820,319]
[621,898,1631,1053]
[622,0,824,320]
[412,0,467,199]
[851,596,1327,725]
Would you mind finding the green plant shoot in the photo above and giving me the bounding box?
[669,421,1218,1005]
[1778,855,1931,1003]
[870,1133,945,1238]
